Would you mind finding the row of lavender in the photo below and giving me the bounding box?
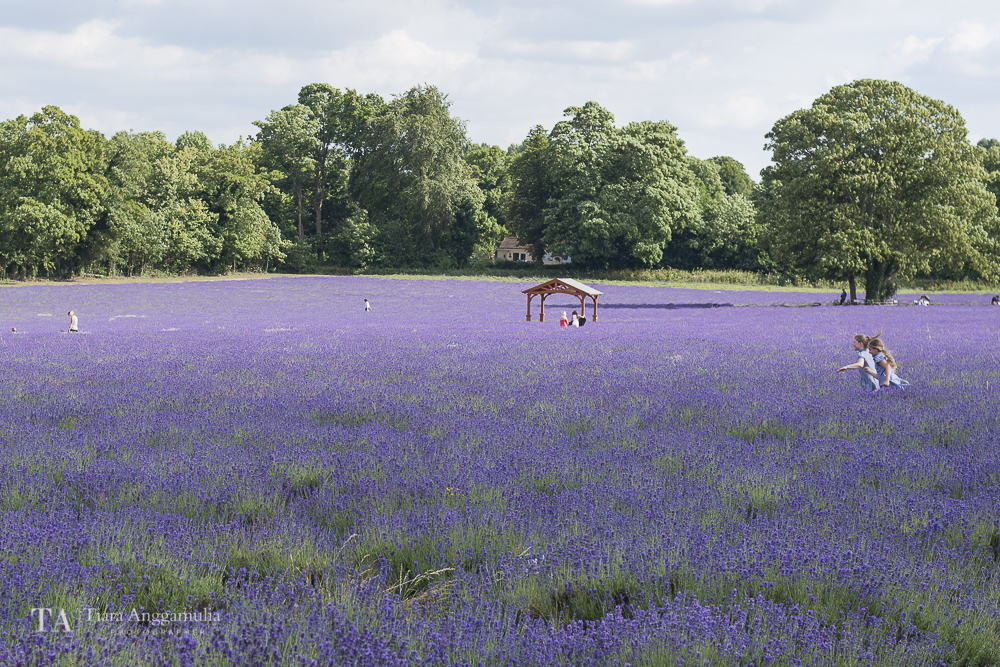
[1,277,998,666]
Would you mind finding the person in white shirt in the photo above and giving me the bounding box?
[68,311,78,332]
[364,299,371,312]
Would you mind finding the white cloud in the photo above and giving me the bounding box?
[311,30,477,89]
[0,20,210,79]
[693,92,786,130]
[887,35,945,69]
[626,0,695,6]
[3,0,1000,180]
[497,39,636,62]
[947,22,998,52]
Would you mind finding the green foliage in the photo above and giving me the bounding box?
[978,137,1000,210]
[709,155,754,197]
[329,207,378,269]
[351,85,487,268]
[662,157,766,271]
[295,84,384,257]
[8,84,1000,281]
[761,79,1000,301]
[464,144,511,242]
[541,102,702,269]
[253,104,319,242]
[100,131,213,273]
[189,139,289,271]
[0,108,286,278]
[505,126,553,263]
[99,132,285,274]
[0,106,109,278]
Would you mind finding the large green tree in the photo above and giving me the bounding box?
[762,79,1000,301]
[294,84,383,256]
[0,106,108,278]
[661,157,763,271]
[350,85,487,267]
[97,131,286,274]
[464,144,511,253]
[253,105,319,242]
[186,137,288,271]
[505,126,553,263]
[541,102,701,269]
[100,130,218,274]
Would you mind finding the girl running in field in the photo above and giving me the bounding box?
[867,337,909,388]
[836,331,880,391]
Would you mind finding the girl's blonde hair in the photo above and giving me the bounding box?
[867,337,897,368]
[853,328,883,348]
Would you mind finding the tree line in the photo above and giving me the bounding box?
[2,80,999,300]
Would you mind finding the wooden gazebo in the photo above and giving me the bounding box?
[522,278,602,322]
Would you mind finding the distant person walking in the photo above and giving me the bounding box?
[839,288,847,305]
[364,299,371,312]
[67,311,78,332]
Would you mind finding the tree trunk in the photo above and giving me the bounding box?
[313,148,329,260]
[848,274,857,303]
[314,204,324,260]
[296,184,304,243]
[864,258,897,303]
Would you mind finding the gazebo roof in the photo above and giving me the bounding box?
[521,278,603,297]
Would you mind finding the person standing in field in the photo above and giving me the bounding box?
[559,311,569,328]
[68,311,79,332]
[836,332,880,391]
[364,299,371,312]
[839,288,847,305]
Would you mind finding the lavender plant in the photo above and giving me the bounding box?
[0,277,998,666]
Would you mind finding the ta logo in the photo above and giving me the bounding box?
[30,608,73,633]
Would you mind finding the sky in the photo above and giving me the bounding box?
[2,0,999,179]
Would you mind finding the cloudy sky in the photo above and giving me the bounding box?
[2,0,999,178]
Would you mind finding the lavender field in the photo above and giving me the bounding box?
[1,276,998,666]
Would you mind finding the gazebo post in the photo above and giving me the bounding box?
[521,278,602,326]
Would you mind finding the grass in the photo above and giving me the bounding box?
[4,265,998,293]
